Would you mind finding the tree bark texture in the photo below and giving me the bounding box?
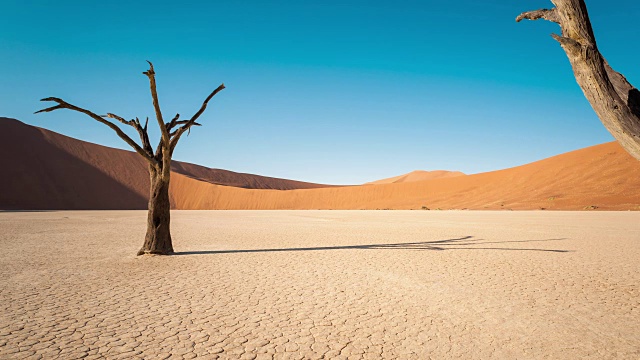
[518,0,640,160]
[138,169,173,255]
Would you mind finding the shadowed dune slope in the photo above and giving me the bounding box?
[0,118,332,209]
[170,161,334,190]
[366,170,465,185]
[0,118,149,209]
[170,141,640,210]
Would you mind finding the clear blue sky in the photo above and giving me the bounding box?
[1,1,639,184]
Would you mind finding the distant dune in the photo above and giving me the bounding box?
[170,141,640,210]
[2,117,640,210]
[0,118,332,210]
[366,170,465,185]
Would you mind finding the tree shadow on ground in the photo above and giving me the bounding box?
[173,236,571,256]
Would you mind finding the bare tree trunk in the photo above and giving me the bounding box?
[138,168,173,255]
[36,62,224,256]
[517,0,640,160]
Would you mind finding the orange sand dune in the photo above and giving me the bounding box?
[366,170,465,185]
[2,117,640,210]
[170,141,640,210]
[0,118,331,210]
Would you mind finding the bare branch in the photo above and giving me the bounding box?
[104,113,134,126]
[189,83,226,125]
[34,103,64,113]
[169,83,225,150]
[518,0,640,160]
[173,120,201,127]
[516,8,559,24]
[135,117,153,154]
[169,121,204,149]
[103,113,155,155]
[166,113,180,130]
[143,61,170,146]
[169,122,202,139]
[35,97,157,166]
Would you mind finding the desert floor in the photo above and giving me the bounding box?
[1,210,639,359]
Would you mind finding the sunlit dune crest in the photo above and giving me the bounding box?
[365,170,466,185]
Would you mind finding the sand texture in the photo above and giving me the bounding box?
[1,210,639,359]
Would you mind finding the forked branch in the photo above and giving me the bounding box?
[166,113,180,131]
[35,63,225,167]
[170,83,225,151]
[103,113,154,155]
[35,97,157,165]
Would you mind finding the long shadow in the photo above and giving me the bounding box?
[174,236,571,256]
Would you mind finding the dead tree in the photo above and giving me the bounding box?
[517,0,640,160]
[36,62,225,255]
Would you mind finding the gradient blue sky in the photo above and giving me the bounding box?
[1,1,639,184]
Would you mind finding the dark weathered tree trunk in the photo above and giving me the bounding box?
[138,169,173,255]
[517,0,640,160]
[36,62,224,256]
